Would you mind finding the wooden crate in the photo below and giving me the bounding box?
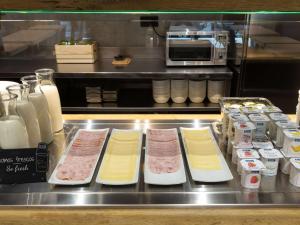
[54,42,98,63]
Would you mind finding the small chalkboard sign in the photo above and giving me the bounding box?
[0,143,48,184]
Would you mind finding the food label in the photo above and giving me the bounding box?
[0,143,48,184]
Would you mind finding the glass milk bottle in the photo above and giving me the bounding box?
[7,84,41,148]
[35,68,63,133]
[21,75,53,144]
[0,93,29,149]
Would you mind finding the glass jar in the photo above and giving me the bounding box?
[0,93,29,149]
[21,75,54,144]
[7,84,41,148]
[35,68,63,132]
[171,79,188,104]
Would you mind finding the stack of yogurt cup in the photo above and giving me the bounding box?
[219,100,300,189]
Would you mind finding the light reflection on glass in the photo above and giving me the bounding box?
[134,119,141,130]
[193,119,200,128]
[86,119,92,129]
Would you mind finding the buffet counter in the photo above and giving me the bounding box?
[0,114,300,225]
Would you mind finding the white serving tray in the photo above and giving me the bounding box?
[144,128,186,185]
[48,129,109,185]
[96,129,143,185]
[180,127,233,182]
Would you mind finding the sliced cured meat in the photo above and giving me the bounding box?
[56,155,97,181]
[69,130,106,156]
[55,129,108,181]
[148,129,177,142]
[148,155,181,174]
[147,129,181,174]
[148,139,180,157]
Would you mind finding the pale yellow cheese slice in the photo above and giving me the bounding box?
[183,129,221,170]
[111,130,140,141]
[100,154,137,181]
[182,129,211,141]
[99,131,140,182]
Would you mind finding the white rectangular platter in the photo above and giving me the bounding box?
[180,127,233,182]
[144,128,186,185]
[96,129,143,185]
[48,128,109,185]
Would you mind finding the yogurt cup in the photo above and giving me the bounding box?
[252,140,274,150]
[275,121,298,147]
[289,158,300,187]
[249,113,270,138]
[268,113,289,140]
[227,113,249,138]
[240,159,265,189]
[243,101,256,107]
[261,106,282,115]
[232,145,254,164]
[233,121,255,146]
[279,150,291,175]
[237,149,260,174]
[227,139,234,154]
[258,148,283,176]
[222,108,240,138]
[241,107,262,115]
[282,129,300,157]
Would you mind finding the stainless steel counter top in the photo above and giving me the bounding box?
[0,119,299,208]
[0,59,232,80]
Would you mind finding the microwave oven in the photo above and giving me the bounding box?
[166,26,229,66]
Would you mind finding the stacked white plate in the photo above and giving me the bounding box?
[171,80,188,104]
[207,80,225,103]
[152,80,170,104]
[188,80,206,103]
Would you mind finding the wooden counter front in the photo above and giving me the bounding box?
[1,208,300,225]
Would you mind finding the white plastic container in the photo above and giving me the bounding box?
[248,113,270,138]
[279,150,291,175]
[188,80,206,103]
[232,147,254,164]
[152,80,170,104]
[227,113,249,138]
[258,148,283,176]
[252,140,274,149]
[289,158,300,187]
[282,129,300,157]
[227,139,234,154]
[241,107,261,115]
[221,108,240,140]
[240,159,265,189]
[261,106,282,115]
[171,80,188,104]
[268,113,289,140]
[274,121,297,147]
[233,121,255,146]
[207,80,225,103]
[237,149,260,174]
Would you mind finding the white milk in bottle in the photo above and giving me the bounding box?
[35,68,63,133]
[21,75,53,144]
[7,84,41,148]
[0,93,29,149]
